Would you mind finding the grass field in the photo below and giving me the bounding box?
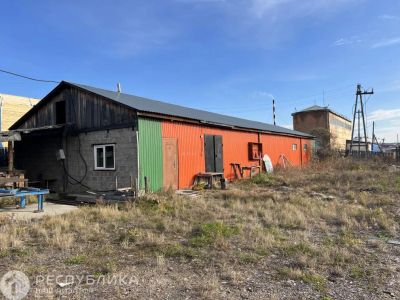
[1,158,399,299]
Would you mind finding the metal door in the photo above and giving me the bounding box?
[204,135,215,172]
[204,135,223,172]
[163,138,178,189]
[214,135,223,172]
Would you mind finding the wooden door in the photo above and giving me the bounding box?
[163,138,178,190]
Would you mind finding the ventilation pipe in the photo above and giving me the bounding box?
[117,83,122,93]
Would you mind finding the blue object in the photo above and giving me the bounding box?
[0,188,50,212]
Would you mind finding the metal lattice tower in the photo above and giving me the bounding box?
[349,84,374,154]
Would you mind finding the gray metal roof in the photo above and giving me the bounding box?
[67,82,312,138]
[297,105,326,112]
[292,105,351,122]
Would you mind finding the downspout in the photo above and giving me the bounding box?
[136,130,140,191]
[136,115,140,193]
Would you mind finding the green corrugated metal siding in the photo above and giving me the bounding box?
[138,118,163,191]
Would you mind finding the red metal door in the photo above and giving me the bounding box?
[163,138,178,190]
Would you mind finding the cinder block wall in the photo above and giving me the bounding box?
[65,127,138,193]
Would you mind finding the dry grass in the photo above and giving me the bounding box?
[1,158,399,299]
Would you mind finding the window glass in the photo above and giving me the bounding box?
[105,145,115,169]
[292,144,297,151]
[96,147,104,168]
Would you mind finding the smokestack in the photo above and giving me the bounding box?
[117,83,122,93]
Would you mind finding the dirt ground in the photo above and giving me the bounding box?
[0,158,399,299]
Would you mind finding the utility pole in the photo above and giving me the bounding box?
[372,121,375,151]
[371,122,383,152]
[272,99,276,125]
[349,84,374,154]
[357,110,361,153]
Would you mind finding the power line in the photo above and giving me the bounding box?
[0,68,60,84]
[203,84,355,111]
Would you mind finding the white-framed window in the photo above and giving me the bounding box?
[292,144,298,151]
[94,144,115,170]
[304,144,308,152]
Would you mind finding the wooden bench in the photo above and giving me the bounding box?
[0,188,49,212]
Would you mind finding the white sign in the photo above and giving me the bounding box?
[0,270,30,300]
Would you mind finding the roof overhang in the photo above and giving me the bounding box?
[1,125,65,141]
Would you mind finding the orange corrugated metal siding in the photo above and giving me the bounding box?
[260,134,301,166]
[162,120,313,189]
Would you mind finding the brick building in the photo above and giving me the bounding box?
[0,93,39,147]
[292,105,351,150]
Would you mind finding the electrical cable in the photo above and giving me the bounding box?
[1,67,111,192]
[61,97,89,188]
[0,68,60,83]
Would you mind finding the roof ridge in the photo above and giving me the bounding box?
[13,81,313,138]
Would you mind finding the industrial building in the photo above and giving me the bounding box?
[292,105,351,150]
[7,81,314,193]
[0,93,38,146]
[0,93,39,166]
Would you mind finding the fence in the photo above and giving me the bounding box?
[346,149,399,162]
[0,148,7,167]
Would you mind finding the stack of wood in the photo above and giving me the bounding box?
[0,170,26,188]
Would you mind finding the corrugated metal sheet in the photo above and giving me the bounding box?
[162,121,262,188]
[260,135,314,166]
[138,118,163,191]
[14,81,311,138]
[292,105,351,122]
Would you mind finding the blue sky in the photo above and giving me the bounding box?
[1,0,399,142]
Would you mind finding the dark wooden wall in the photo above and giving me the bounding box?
[17,86,137,130]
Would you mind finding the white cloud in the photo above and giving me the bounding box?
[380,80,400,93]
[374,119,400,142]
[333,36,362,47]
[367,110,400,142]
[379,14,400,21]
[252,91,274,99]
[368,108,400,121]
[371,37,400,49]
[248,0,357,19]
[281,124,293,130]
[178,0,226,2]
